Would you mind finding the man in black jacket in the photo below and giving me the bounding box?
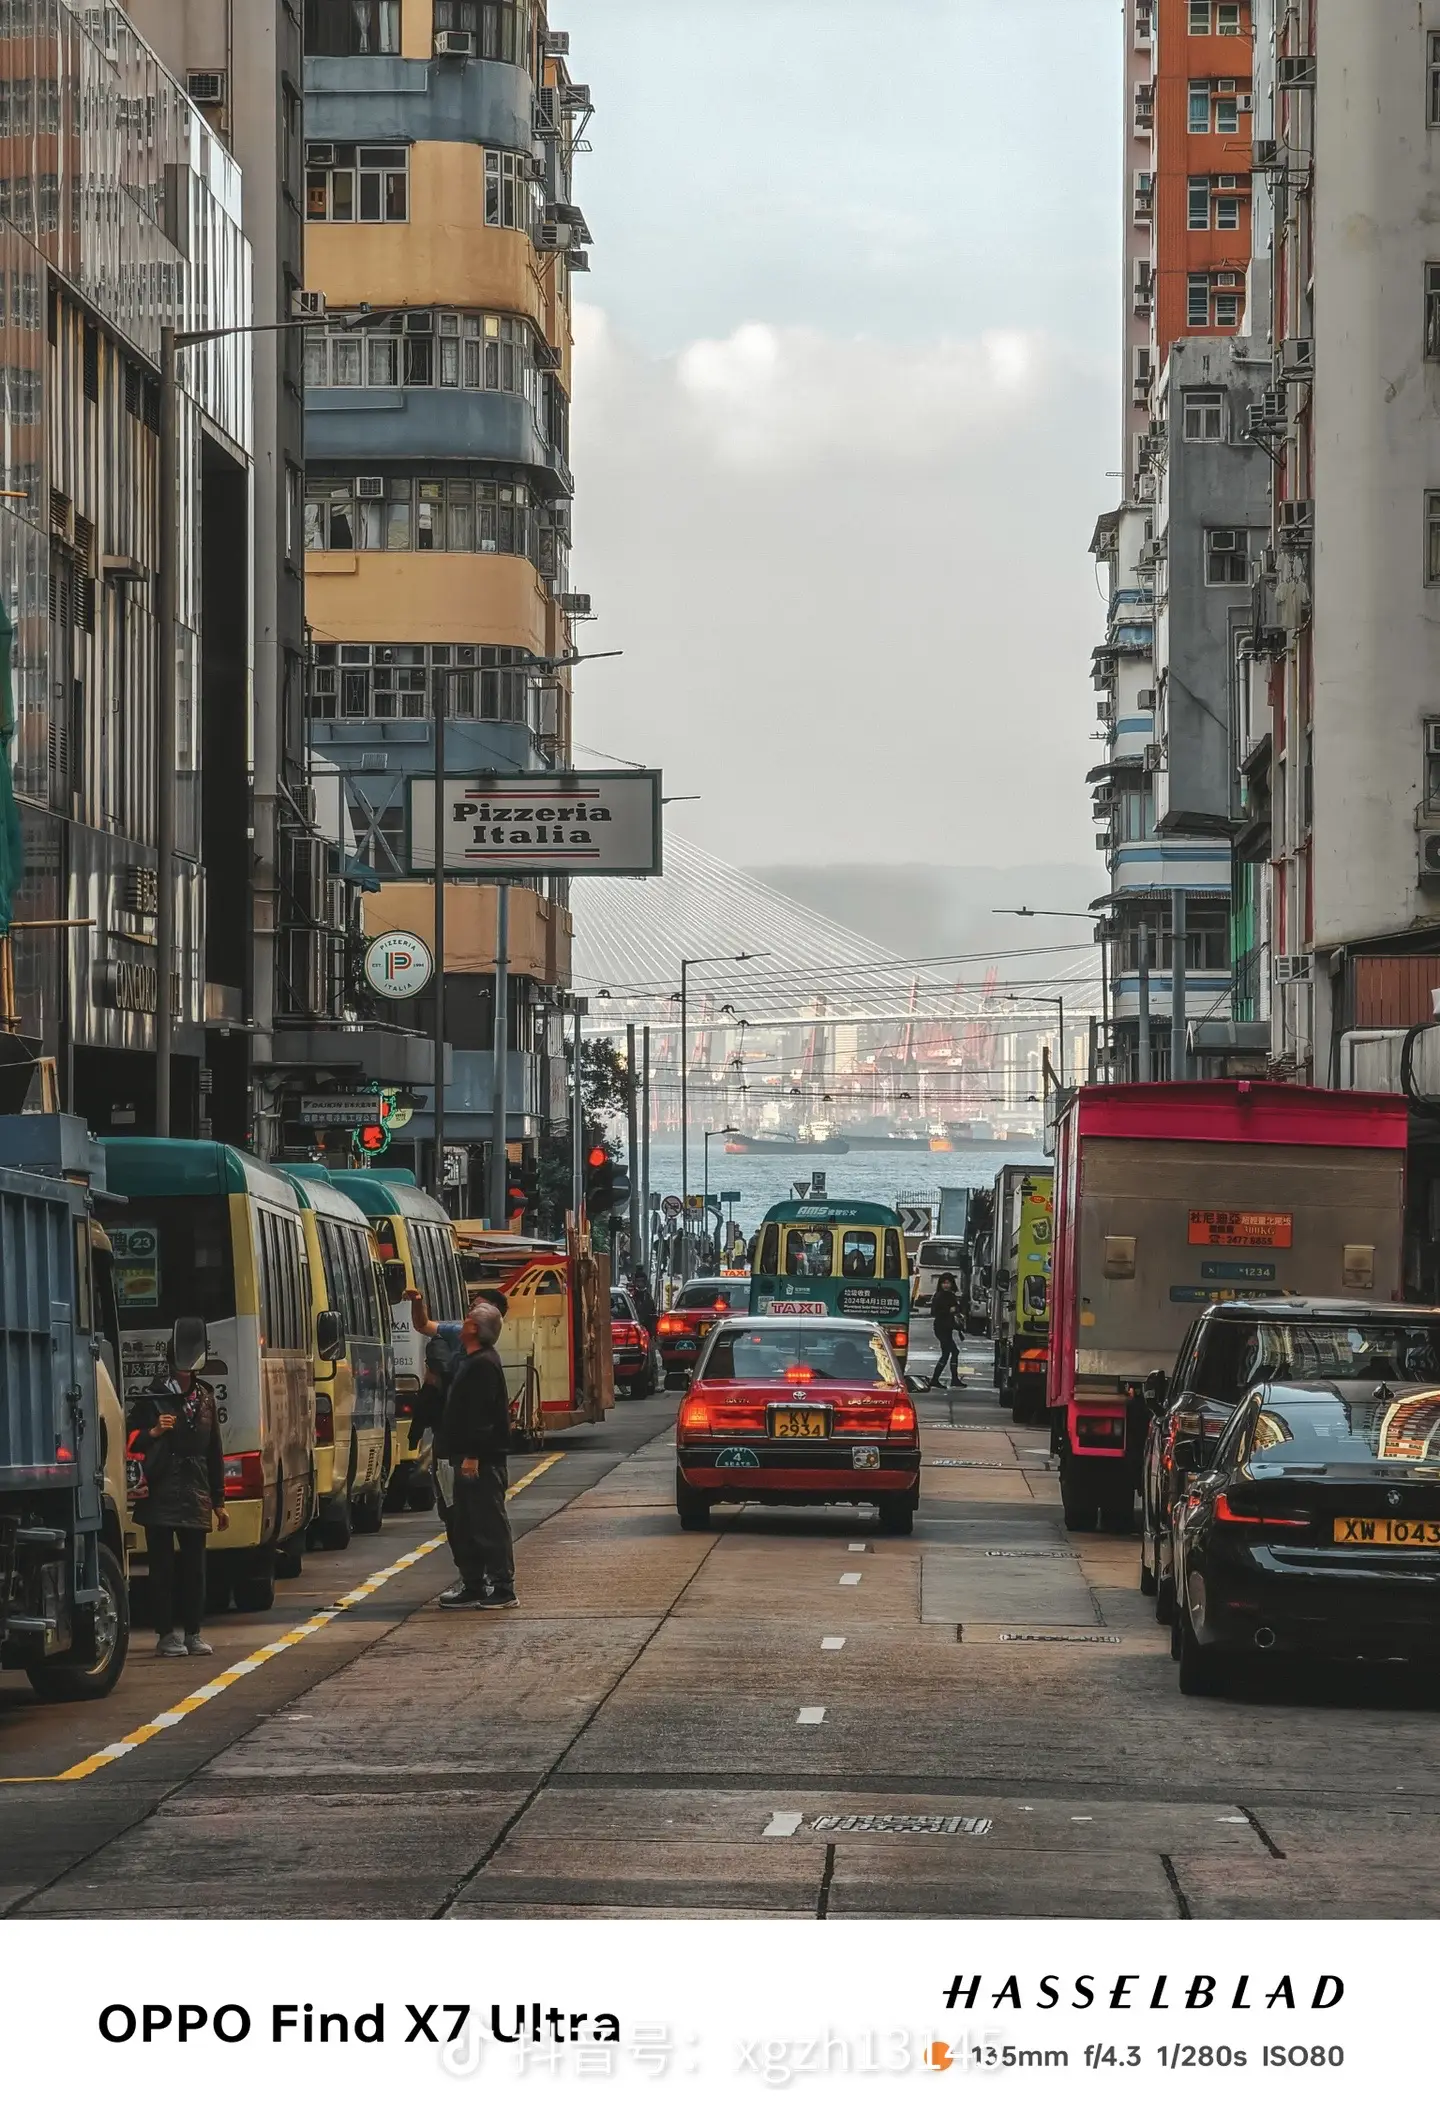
[436,1303,517,1611]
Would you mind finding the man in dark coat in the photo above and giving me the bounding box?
[131,1333,228,1656]
[435,1303,517,1611]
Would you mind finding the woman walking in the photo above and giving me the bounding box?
[927,1273,964,1392]
[132,1317,228,1656]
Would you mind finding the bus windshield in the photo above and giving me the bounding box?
[103,1197,235,1326]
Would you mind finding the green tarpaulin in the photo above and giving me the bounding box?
[0,594,19,936]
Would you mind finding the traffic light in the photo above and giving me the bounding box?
[585,1142,615,1218]
[353,1121,391,1158]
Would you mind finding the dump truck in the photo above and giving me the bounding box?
[0,1112,129,1699]
[1047,1081,1410,1532]
[989,1164,1054,1418]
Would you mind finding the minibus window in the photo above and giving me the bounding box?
[785,1228,833,1278]
[318,1220,354,1330]
[374,1217,400,1261]
[883,1229,904,1281]
[104,1198,233,1324]
[758,1224,778,1275]
[841,1230,877,1277]
[343,1226,377,1336]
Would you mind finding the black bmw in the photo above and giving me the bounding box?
[1170,1377,1440,1696]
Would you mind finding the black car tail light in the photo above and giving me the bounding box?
[1216,1491,1311,1530]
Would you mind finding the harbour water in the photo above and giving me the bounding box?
[643,1139,1042,1239]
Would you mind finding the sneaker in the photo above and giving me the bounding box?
[475,1588,519,1611]
[438,1586,488,1609]
[184,1634,214,1656]
[155,1629,187,1657]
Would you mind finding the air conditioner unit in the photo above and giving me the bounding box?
[1423,831,1440,882]
[1216,271,1241,288]
[1143,742,1164,773]
[355,476,385,500]
[1237,93,1254,112]
[1096,833,1113,851]
[1218,79,1237,94]
[1137,539,1161,570]
[1252,138,1278,167]
[1277,55,1316,90]
[526,153,548,182]
[434,29,475,56]
[1216,174,1238,190]
[1279,336,1315,379]
[559,592,591,617]
[187,69,226,106]
[559,82,591,108]
[1137,689,1157,711]
[1273,954,1313,984]
[1279,498,1314,541]
[533,339,562,371]
[534,88,559,133]
[542,29,570,54]
[567,248,590,272]
[1427,723,1440,759]
[535,223,562,251]
[291,289,326,319]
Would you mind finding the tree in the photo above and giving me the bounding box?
[530,1037,630,1238]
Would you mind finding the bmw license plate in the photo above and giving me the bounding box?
[769,1406,830,1440]
[1334,1516,1440,1547]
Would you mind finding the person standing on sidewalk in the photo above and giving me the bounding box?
[435,1303,517,1611]
[132,1317,228,1656]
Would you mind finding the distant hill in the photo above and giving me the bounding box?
[748,862,1106,963]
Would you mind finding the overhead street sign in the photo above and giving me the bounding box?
[899,1206,932,1239]
[299,1095,386,1129]
[409,770,662,878]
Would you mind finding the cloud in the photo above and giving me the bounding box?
[569,306,1113,873]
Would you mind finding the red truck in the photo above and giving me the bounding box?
[1047,1081,1410,1533]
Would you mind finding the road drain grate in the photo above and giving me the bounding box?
[811,1813,992,1836]
[998,1631,1122,1645]
[983,1548,1074,1560]
[929,1458,1011,1469]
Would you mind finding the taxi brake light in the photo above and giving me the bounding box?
[888,1401,918,1435]
[677,1397,710,1438]
[659,1316,681,1336]
[784,1366,814,1384]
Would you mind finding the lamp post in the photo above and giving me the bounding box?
[703,1126,737,1268]
[994,906,1110,1082]
[154,305,368,1135]
[679,951,769,1277]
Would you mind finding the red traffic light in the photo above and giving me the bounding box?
[587,1145,609,1168]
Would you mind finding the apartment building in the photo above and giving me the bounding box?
[301,0,586,1204]
[1,0,252,1138]
[1092,0,1261,1079]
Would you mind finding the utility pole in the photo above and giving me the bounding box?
[641,1022,651,1270]
[1170,886,1188,1083]
[1137,920,1151,1083]
[155,323,178,1135]
[432,694,447,1203]
[570,997,585,1227]
[625,1022,640,1272]
[488,883,510,1227]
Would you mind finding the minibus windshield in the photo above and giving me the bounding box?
[104,1197,235,1325]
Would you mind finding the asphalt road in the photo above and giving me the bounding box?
[4,1325,1439,1920]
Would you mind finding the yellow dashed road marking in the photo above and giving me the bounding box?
[1,1451,564,1785]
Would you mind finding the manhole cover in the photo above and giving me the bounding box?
[998,1631,1121,1645]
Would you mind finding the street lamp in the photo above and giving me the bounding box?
[1005,992,1069,1095]
[154,304,369,1136]
[995,906,1110,1083]
[703,1126,738,1266]
[680,951,769,1277]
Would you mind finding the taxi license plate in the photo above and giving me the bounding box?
[1333,1516,1440,1547]
[770,1406,830,1440]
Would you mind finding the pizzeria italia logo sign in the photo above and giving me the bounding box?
[408,770,662,878]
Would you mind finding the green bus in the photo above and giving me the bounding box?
[748,1198,912,1364]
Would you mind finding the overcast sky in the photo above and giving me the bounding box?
[569,0,1121,873]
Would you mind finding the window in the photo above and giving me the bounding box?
[1214,289,1241,326]
[1427,492,1440,585]
[1427,265,1440,359]
[436,0,529,63]
[1215,191,1240,230]
[1189,0,1210,28]
[700,1325,898,1387]
[285,463,301,559]
[840,1231,877,1277]
[484,148,535,230]
[784,1227,834,1278]
[303,310,536,402]
[1205,527,1249,584]
[1426,723,1440,812]
[1187,273,1210,326]
[883,1229,904,1282]
[309,641,534,725]
[1189,80,1211,130]
[1183,389,1224,440]
[305,144,408,222]
[1188,176,1210,229]
[303,0,401,54]
[1430,32,1440,126]
[1117,785,1156,843]
[304,474,537,561]
[1216,2,1241,29]
[1215,95,1239,133]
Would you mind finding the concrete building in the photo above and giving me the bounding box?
[1091,0,1261,1078]
[1,0,253,1138]
[301,1,586,1204]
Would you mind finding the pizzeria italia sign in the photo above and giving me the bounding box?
[408,770,662,878]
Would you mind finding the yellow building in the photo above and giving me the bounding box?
[302,0,589,1202]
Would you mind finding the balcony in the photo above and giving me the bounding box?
[305,385,573,496]
[304,53,535,154]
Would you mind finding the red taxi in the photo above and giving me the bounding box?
[610,1285,654,1400]
[675,1315,921,1535]
[656,1278,750,1386]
